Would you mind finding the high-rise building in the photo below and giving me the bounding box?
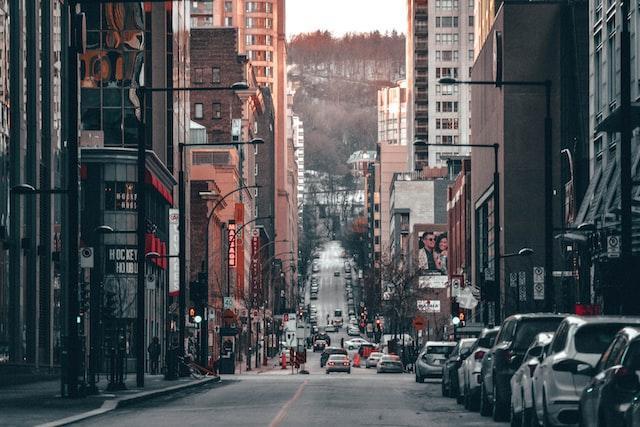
[407,0,474,170]
[2,0,64,369]
[292,115,304,216]
[377,81,408,256]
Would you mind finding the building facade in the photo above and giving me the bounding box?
[407,0,474,171]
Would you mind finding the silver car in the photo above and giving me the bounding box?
[326,354,351,374]
[366,352,384,368]
[415,341,456,381]
[458,327,499,409]
[377,355,403,373]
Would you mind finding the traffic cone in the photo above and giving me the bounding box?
[353,352,360,367]
[281,352,287,370]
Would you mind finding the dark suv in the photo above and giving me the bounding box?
[480,313,565,421]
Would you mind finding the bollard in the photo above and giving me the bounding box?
[281,352,287,369]
[353,353,360,367]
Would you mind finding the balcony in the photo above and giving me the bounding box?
[415,107,429,118]
[415,74,428,85]
[415,41,428,52]
[415,58,428,68]
[415,6,428,17]
[415,23,428,35]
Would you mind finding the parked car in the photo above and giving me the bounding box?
[325,324,337,333]
[320,347,348,367]
[334,271,340,277]
[312,264,319,273]
[415,341,457,381]
[442,338,477,401]
[624,387,640,427]
[377,355,403,373]
[509,332,554,427]
[366,352,384,368]
[310,292,318,300]
[533,316,640,427]
[579,326,640,427]
[480,313,565,421]
[314,333,331,346]
[313,339,327,352]
[326,354,351,374]
[458,327,500,410]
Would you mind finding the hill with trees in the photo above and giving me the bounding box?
[288,31,405,174]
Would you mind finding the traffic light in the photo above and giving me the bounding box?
[375,319,381,331]
[188,306,196,323]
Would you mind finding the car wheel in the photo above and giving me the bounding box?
[480,383,492,416]
[542,390,554,427]
[493,380,509,422]
[464,385,471,410]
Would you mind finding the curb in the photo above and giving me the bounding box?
[36,376,220,427]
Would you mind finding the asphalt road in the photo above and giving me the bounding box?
[75,241,501,426]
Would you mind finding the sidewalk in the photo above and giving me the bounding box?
[0,374,219,427]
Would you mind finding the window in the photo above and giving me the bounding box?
[435,0,458,9]
[576,324,632,354]
[224,1,233,12]
[468,50,474,60]
[254,164,258,176]
[436,84,459,95]
[436,16,458,27]
[594,30,603,112]
[469,16,474,26]
[436,67,459,78]
[549,322,568,354]
[246,35,254,46]
[212,67,220,83]
[193,68,204,83]
[468,33,474,43]
[224,16,233,26]
[436,101,458,112]
[212,103,221,119]
[436,118,459,129]
[194,103,203,119]
[266,35,272,46]
[436,33,459,44]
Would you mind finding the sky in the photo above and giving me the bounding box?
[286,0,406,38]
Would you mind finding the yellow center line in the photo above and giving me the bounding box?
[268,380,308,427]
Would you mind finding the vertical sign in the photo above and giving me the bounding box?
[450,276,462,298]
[518,271,527,302]
[168,209,180,296]
[227,222,237,267]
[234,203,244,300]
[533,267,545,300]
[251,230,261,308]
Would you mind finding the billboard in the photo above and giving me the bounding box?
[416,227,448,289]
[168,209,180,296]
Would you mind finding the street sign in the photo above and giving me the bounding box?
[224,297,233,309]
[80,247,94,268]
[552,270,577,278]
[451,276,462,298]
[509,273,517,288]
[607,235,621,258]
[533,266,544,283]
[518,271,527,302]
[417,299,440,313]
[456,288,478,309]
[533,267,544,300]
[412,315,426,330]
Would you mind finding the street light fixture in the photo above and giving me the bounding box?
[439,76,554,313]
[501,247,535,258]
[11,183,68,194]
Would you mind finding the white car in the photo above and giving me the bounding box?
[345,338,370,350]
[510,332,554,426]
[532,316,640,427]
[347,325,360,336]
[458,327,499,410]
[325,324,337,333]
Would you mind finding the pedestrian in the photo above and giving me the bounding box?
[340,337,344,348]
[148,336,161,375]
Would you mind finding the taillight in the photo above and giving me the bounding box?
[328,362,334,366]
[344,362,350,366]
[474,351,486,360]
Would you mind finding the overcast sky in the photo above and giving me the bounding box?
[286,0,406,38]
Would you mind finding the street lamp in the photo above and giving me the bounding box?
[439,77,554,313]
[415,140,501,323]
[501,247,535,259]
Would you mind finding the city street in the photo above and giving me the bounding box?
[74,374,502,427]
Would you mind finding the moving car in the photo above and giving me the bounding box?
[366,352,384,368]
[310,291,318,300]
[320,347,348,367]
[325,324,337,333]
[534,316,640,427]
[345,338,370,350]
[334,271,340,277]
[314,332,331,346]
[347,325,360,336]
[415,341,457,381]
[509,332,554,427]
[377,355,403,373]
[480,313,565,421]
[326,354,351,374]
[458,327,499,410]
[313,339,327,352]
[580,326,640,427]
[442,338,476,401]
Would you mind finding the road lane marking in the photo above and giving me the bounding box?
[268,380,308,427]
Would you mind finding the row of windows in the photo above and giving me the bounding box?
[436,84,460,95]
[436,118,459,129]
[245,17,272,29]
[246,34,273,46]
[436,135,460,144]
[434,0,474,9]
[193,102,222,120]
[248,50,273,62]
[246,1,273,13]
[436,33,459,44]
[436,16,458,28]
[193,67,221,84]
[435,67,458,78]
[436,101,459,112]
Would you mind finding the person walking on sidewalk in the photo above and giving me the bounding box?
[148,336,161,374]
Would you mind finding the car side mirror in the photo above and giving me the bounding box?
[574,363,596,377]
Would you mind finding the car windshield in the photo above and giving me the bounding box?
[328,355,347,361]
[335,309,342,317]
[513,318,563,351]
[426,345,454,355]
[575,323,633,354]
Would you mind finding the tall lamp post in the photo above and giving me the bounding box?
[439,77,553,313]
[414,141,501,323]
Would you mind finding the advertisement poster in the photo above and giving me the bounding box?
[168,209,180,296]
